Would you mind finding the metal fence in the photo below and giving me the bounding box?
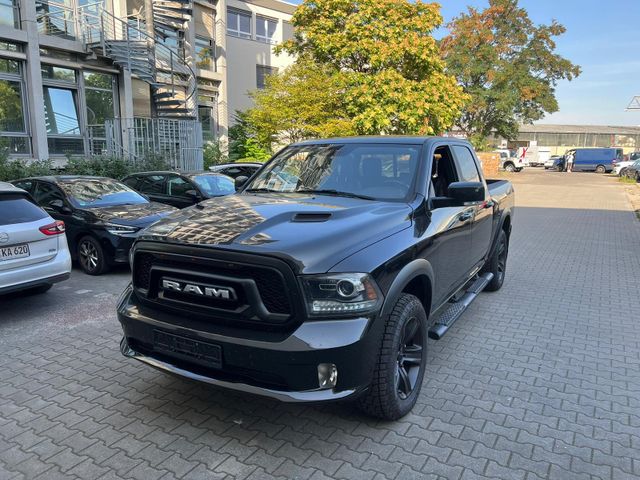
[104,117,203,171]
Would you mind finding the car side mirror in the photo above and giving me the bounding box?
[49,199,71,214]
[235,176,249,190]
[447,182,485,204]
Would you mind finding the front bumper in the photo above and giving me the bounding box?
[117,285,381,402]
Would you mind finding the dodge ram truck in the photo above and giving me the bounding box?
[117,137,514,420]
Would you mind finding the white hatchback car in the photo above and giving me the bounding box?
[0,182,71,295]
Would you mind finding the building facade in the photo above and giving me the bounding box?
[0,0,294,167]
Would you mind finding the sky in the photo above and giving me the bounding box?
[288,0,640,127]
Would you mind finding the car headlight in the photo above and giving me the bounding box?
[300,273,382,317]
[104,223,140,236]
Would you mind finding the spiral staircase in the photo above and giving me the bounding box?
[78,3,197,118]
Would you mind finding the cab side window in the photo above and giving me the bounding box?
[166,176,193,197]
[430,146,459,197]
[122,176,140,189]
[452,146,481,183]
[13,180,35,194]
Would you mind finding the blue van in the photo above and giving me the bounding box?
[566,148,623,173]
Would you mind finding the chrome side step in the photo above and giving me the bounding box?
[428,273,494,340]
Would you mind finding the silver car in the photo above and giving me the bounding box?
[0,182,71,295]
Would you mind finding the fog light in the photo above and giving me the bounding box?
[317,363,338,389]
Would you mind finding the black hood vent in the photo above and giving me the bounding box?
[291,213,332,223]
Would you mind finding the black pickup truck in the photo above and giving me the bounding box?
[117,137,514,420]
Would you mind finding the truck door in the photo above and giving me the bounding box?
[452,145,493,270]
[426,145,474,306]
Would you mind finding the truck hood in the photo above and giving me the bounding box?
[139,193,413,273]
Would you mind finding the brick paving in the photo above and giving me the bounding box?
[1,169,640,479]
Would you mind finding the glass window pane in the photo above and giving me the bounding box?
[267,19,277,38]
[0,0,18,29]
[166,176,192,197]
[0,196,48,226]
[452,146,480,182]
[36,2,75,39]
[227,11,237,31]
[43,87,80,135]
[0,80,25,133]
[195,37,213,70]
[198,106,215,142]
[85,89,114,126]
[239,13,251,34]
[47,137,84,155]
[256,18,266,37]
[41,65,76,82]
[84,71,112,89]
[0,40,20,52]
[0,136,29,154]
[0,58,19,74]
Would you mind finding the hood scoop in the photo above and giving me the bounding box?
[291,212,332,223]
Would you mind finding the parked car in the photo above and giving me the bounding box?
[118,136,514,420]
[564,148,623,173]
[623,159,640,182]
[122,171,236,209]
[494,149,523,172]
[209,162,262,180]
[11,176,177,275]
[614,152,640,176]
[0,182,71,295]
[545,155,561,169]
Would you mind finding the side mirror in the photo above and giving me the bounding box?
[49,199,71,214]
[447,182,485,204]
[235,176,249,190]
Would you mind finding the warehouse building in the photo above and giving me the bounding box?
[0,0,295,167]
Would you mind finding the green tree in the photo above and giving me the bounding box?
[441,0,581,143]
[247,57,354,143]
[251,0,467,138]
[228,111,272,162]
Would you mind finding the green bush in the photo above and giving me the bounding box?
[64,152,171,179]
[0,152,53,182]
[203,141,228,170]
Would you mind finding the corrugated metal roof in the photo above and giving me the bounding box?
[521,124,640,135]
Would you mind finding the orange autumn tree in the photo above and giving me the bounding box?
[441,0,581,146]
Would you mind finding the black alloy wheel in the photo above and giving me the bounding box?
[396,316,424,400]
[483,228,509,292]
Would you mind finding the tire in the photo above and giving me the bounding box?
[619,168,627,177]
[504,162,515,172]
[595,165,606,174]
[515,168,523,172]
[358,294,427,420]
[483,229,509,292]
[77,236,109,275]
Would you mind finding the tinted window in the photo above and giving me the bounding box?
[58,178,148,208]
[452,146,481,182]
[12,180,35,194]
[166,176,193,197]
[0,195,48,225]
[247,144,421,200]
[137,175,165,194]
[34,182,65,207]
[122,176,140,189]
[192,175,236,197]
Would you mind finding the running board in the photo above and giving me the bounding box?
[428,273,494,340]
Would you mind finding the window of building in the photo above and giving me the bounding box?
[36,0,76,39]
[227,9,251,39]
[84,71,116,155]
[256,16,277,44]
[41,65,76,82]
[256,65,277,89]
[198,105,216,142]
[0,40,20,52]
[42,64,83,155]
[0,0,19,29]
[195,36,215,71]
[0,56,29,154]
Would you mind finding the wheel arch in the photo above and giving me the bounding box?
[381,259,434,319]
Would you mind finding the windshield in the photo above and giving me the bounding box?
[245,144,421,201]
[59,178,148,208]
[192,174,236,197]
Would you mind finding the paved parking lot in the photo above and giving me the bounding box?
[1,169,639,480]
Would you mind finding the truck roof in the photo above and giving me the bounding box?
[292,136,467,147]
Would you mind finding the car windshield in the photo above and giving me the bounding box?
[191,174,236,197]
[244,143,421,201]
[59,178,148,208]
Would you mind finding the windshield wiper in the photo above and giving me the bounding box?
[296,189,376,200]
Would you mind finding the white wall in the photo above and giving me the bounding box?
[225,0,295,123]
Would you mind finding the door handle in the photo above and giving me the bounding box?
[458,211,473,222]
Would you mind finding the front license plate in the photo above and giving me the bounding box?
[0,243,30,261]
[153,330,222,368]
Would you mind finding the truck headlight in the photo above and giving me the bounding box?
[300,273,382,316]
[104,223,140,236]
